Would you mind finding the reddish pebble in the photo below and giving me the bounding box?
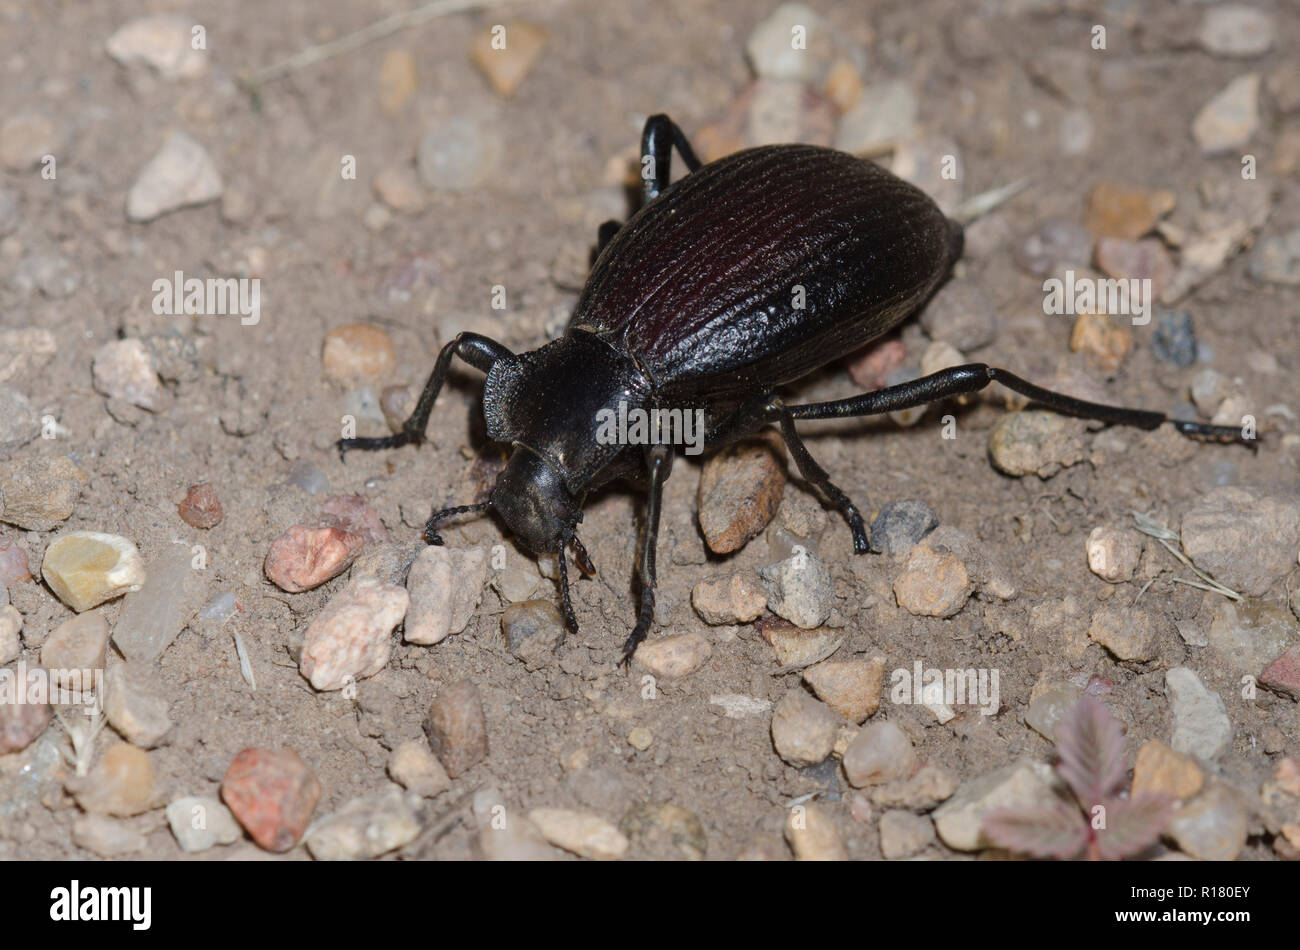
[0,537,31,584]
[1261,645,1300,700]
[221,747,322,852]
[319,494,389,544]
[178,483,223,529]
[423,679,488,778]
[0,688,51,753]
[848,338,906,390]
[264,524,365,592]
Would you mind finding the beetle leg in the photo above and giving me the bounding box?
[557,547,578,634]
[337,332,515,460]
[785,363,1254,446]
[621,444,673,665]
[596,219,622,253]
[640,113,703,204]
[770,398,871,554]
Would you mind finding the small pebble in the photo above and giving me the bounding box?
[848,338,906,390]
[1085,183,1176,240]
[802,656,885,724]
[0,604,19,664]
[620,802,707,861]
[692,571,767,625]
[0,112,60,171]
[1181,487,1300,596]
[423,678,488,778]
[987,410,1088,478]
[502,599,564,668]
[417,115,503,191]
[879,810,934,859]
[869,499,938,556]
[931,759,1057,851]
[0,386,39,456]
[843,721,917,787]
[1089,604,1159,661]
[1198,5,1274,58]
[306,789,422,861]
[300,577,409,691]
[1131,740,1203,801]
[628,726,653,751]
[73,815,146,857]
[869,763,958,811]
[1248,229,1300,286]
[1024,682,1083,741]
[1166,667,1233,760]
[41,531,146,612]
[1095,236,1174,299]
[286,460,330,495]
[126,131,223,222]
[41,610,108,684]
[920,281,997,351]
[1167,783,1248,861]
[388,740,451,798]
[113,542,209,662]
[178,483,222,529]
[634,632,712,679]
[406,544,488,644]
[376,48,418,115]
[321,324,397,386]
[761,620,840,667]
[1192,73,1260,155]
[697,433,785,554]
[0,680,49,752]
[221,747,322,852]
[1016,218,1093,276]
[92,339,166,411]
[1086,526,1142,583]
[785,803,846,861]
[759,550,833,629]
[166,796,243,852]
[745,3,833,84]
[104,662,171,748]
[469,21,548,96]
[72,743,155,817]
[1207,600,1295,676]
[106,13,207,78]
[319,494,388,545]
[1070,312,1132,374]
[893,541,970,618]
[372,165,427,214]
[1151,310,1198,367]
[708,694,773,719]
[264,524,366,593]
[834,81,917,155]
[1261,643,1300,699]
[770,688,838,767]
[0,454,85,530]
[529,808,629,860]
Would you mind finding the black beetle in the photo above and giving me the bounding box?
[341,114,1247,661]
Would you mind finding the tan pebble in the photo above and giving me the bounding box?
[529,807,629,860]
[41,531,146,612]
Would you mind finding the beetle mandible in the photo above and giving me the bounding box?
[340,114,1248,662]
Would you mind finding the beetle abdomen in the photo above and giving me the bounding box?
[570,145,960,399]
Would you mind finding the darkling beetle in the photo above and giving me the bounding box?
[341,114,1248,663]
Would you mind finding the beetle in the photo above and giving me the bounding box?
[340,114,1247,662]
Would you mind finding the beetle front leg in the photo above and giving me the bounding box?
[338,332,515,459]
[621,444,673,665]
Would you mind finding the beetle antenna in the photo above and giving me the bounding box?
[423,501,491,545]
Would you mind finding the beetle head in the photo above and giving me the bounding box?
[491,443,582,554]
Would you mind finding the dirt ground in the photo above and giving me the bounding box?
[1,0,1297,861]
